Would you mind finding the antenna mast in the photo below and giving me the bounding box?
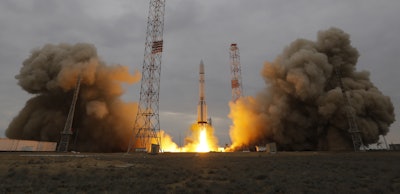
[127,0,165,152]
[229,43,244,102]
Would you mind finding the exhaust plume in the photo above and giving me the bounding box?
[160,123,219,153]
[229,27,395,151]
[6,43,141,152]
[182,123,218,152]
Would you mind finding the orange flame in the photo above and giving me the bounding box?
[196,125,210,152]
[227,97,266,151]
[160,123,220,153]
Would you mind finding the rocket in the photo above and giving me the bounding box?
[197,60,208,124]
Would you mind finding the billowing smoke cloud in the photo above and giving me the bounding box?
[6,43,141,152]
[229,28,395,151]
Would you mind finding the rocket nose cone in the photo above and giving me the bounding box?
[200,60,204,74]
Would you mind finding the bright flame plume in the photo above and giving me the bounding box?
[159,123,220,153]
[196,125,210,152]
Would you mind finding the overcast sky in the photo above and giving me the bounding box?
[0,0,399,146]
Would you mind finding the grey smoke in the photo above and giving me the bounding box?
[6,43,140,152]
[229,27,395,151]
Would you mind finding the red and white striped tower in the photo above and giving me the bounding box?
[229,43,244,102]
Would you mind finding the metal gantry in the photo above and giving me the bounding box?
[334,68,365,151]
[57,74,82,152]
[127,0,165,152]
[229,43,244,102]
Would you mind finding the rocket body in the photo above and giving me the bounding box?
[197,60,208,124]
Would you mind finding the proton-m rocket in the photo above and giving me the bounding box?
[197,60,208,124]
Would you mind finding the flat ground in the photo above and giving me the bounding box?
[1,151,399,193]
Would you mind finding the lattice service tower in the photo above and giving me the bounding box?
[229,43,244,102]
[334,68,365,152]
[127,0,165,152]
[57,74,82,152]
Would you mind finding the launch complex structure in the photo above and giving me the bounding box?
[127,0,166,152]
[55,0,365,153]
[57,74,82,152]
[334,69,365,151]
[229,43,244,102]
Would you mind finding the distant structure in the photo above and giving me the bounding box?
[208,117,212,126]
[1,138,56,152]
[334,68,365,151]
[127,0,166,152]
[229,43,248,151]
[389,144,400,151]
[229,43,244,102]
[57,74,82,152]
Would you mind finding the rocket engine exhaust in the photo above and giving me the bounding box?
[6,43,141,152]
[228,27,395,151]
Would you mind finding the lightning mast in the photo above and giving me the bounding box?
[334,68,365,151]
[57,74,82,152]
[127,0,165,152]
[229,43,244,102]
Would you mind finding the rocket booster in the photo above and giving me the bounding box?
[197,60,208,124]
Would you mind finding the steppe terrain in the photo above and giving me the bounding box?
[1,151,399,193]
